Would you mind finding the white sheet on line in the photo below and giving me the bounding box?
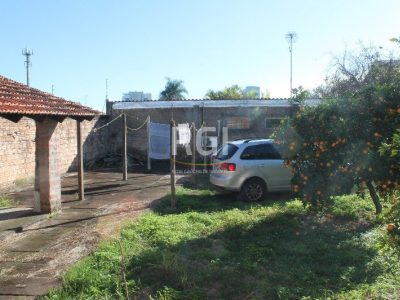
[177,123,191,145]
[149,122,170,159]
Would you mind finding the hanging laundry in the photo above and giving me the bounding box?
[177,123,191,145]
[149,122,170,159]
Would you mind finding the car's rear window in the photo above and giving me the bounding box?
[216,143,238,161]
[240,143,282,160]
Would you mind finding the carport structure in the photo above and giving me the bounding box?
[0,75,99,213]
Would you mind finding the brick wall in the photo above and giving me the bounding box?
[0,115,111,189]
[0,117,35,188]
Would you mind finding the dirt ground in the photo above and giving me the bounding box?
[0,171,178,299]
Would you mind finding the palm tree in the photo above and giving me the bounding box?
[159,78,188,100]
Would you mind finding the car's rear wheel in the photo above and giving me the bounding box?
[240,178,267,202]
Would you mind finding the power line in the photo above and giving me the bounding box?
[22,48,33,86]
[285,31,297,98]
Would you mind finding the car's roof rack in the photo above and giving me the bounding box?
[234,137,268,141]
[236,138,269,143]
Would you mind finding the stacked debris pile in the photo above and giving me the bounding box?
[85,153,144,170]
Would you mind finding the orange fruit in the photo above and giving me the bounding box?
[387,223,396,232]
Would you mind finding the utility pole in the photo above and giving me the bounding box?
[22,48,33,86]
[285,32,297,98]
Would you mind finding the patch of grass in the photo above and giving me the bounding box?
[0,195,15,208]
[13,177,31,187]
[324,193,393,222]
[44,188,400,299]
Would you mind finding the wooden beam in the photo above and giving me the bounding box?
[147,116,151,171]
[203,122,207,172]
[70,115,96,122]
[191,122,196,184]
[48,115,67,123]
[77,120,85,200]
[1,113,98,123]
[30,115,47,122]
[170,120,176,208]
[122,113,128,181]
[0,114,23,123]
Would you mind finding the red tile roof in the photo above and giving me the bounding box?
[0,75,100,120]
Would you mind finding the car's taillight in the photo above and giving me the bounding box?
[220,163,236,171]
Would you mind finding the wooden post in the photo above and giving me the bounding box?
[122,113,128,181]
[147,116,151,171]
[77,120,84,200]
[203,122,207,172]
[217,120,221,148]
[191,122,196,183]
[170,120,176,208]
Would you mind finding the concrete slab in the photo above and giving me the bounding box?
[0,261,47,277]
[51,209,98,220]
[0,277,60,297]
[0,296,34,300]
[0,214,46,238]
[0,171,173,297]
[7,233,53,252]
[31,218,86,229]
[0,253,52,264]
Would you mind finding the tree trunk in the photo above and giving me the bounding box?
[366,181,382,215]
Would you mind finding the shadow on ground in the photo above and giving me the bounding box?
[123,194,378,299]
[152,185,293,215]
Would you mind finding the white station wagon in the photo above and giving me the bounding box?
[210,139,292,201]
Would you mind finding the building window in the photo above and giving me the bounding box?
[265,117,283,129]
[226,117,250,129]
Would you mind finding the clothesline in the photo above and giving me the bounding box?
[127,116,149,131]
[92,114,122,132]
[93,112,207,134]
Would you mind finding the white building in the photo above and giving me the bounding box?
[243,86,261,98]
[122,91,152,101]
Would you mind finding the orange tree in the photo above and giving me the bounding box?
[380,129,400,168]
[274,51,400,214]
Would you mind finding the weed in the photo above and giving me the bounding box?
[13,177,32,187]
[0,196,15,208]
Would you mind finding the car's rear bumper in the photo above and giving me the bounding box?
[209,172,241,191]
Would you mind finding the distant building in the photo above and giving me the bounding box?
[243,86,261,98]
[122,91,152,101]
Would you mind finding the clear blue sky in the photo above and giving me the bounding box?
[1,0,399,111]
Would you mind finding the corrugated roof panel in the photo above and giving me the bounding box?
[112,99,321,109]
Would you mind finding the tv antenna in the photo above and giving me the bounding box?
[285,31,297,98]
[22,48,33,86]
[106,78,109,100]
